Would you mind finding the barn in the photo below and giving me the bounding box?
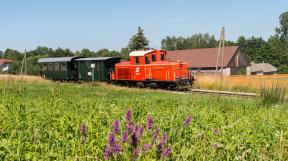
[166,46,251,76]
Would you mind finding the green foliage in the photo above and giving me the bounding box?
[161,33,219,50]
[128,27,149,51]
[50,48,74,57]
[259,82,287,106]
[75,48,96,57]
[0,81,288,160]
[278,65,288,74]
[276,11,288,41]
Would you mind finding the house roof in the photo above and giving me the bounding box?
[129,50,154,57]
[250,62,277,73]
[76,57,121,61]
[38,57,78,63]
[166,46,240,68]
[0,59,12,65]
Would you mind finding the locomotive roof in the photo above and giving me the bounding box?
[75,57,121,61]
[129,50,154,57]
[38,57,77,63]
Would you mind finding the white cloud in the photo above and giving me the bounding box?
[168,17,188,23]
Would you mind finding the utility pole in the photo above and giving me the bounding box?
[20,49,27,75]
[216,27,225,75]
[24,49,27,75]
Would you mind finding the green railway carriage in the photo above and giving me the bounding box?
[75,57,121,81]
[38,57,81,80]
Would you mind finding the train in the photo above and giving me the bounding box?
[38,49,194,89]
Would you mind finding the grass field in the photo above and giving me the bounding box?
[0,75,288,160]
[195,74,288,94]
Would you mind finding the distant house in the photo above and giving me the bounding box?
[250,62,277,75]
[0,59,13,72]
[166,46,251,76]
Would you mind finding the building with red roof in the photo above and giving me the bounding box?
[0,59,13,72]
[166,46,251,75]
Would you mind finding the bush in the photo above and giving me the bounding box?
[277,65,288,74]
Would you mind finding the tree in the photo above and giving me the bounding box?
[128,27,149,51]
[275,11,288,42]
[120,47,129,60]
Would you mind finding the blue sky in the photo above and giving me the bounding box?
[0,0,287,52]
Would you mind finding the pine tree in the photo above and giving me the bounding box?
[128,27,149,51]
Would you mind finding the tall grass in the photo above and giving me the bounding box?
[259,82,287,106]
[195,74,288,94]
[0,74,50,84]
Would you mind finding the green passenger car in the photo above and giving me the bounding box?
[76,57,121,81]
[38,57,80,80]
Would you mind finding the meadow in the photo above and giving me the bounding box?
[195,74,288,94]
[0,75,288,160]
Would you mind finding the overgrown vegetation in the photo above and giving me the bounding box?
[0,76,287,160]
[259,82,287,106]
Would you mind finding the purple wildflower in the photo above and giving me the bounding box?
[131,132,138,148]
[183,115,193,126]
[113,120,120,134]
[160,132,168,145]
[112,144,123,154]
[108,132,116,146]
[157,132,168,156]
[139,126,144,137]
[127,122,134,133]
[122,130,128,143]
[152,128,160,144]
[162,147,172,159]
[80,123,88,136]
[142,144,152,153]
[105,146,112,160]
[126,109,132,123]
[146,115,154,130]
[134,147,139,158]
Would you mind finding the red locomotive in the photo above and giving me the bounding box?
[111,50,194,89]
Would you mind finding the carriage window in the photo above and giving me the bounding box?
[161,54,165,61]
[145,56,150,64]
[61,63,67,71]
[54,63,60,71]
[48,63,53,71]
[152,54,156,62]
[135,57,140,64]
[42,64,47,71]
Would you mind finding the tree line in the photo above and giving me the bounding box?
[1,11,288,75]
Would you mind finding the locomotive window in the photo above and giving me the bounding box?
[152,54,156,62]
[42,64,47,71]
[48,63,53,71]
[161,54,165,61]
[135,57,140,64]
[61,63,67,71]
[145,56,150,64]
[54,63,60,71]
